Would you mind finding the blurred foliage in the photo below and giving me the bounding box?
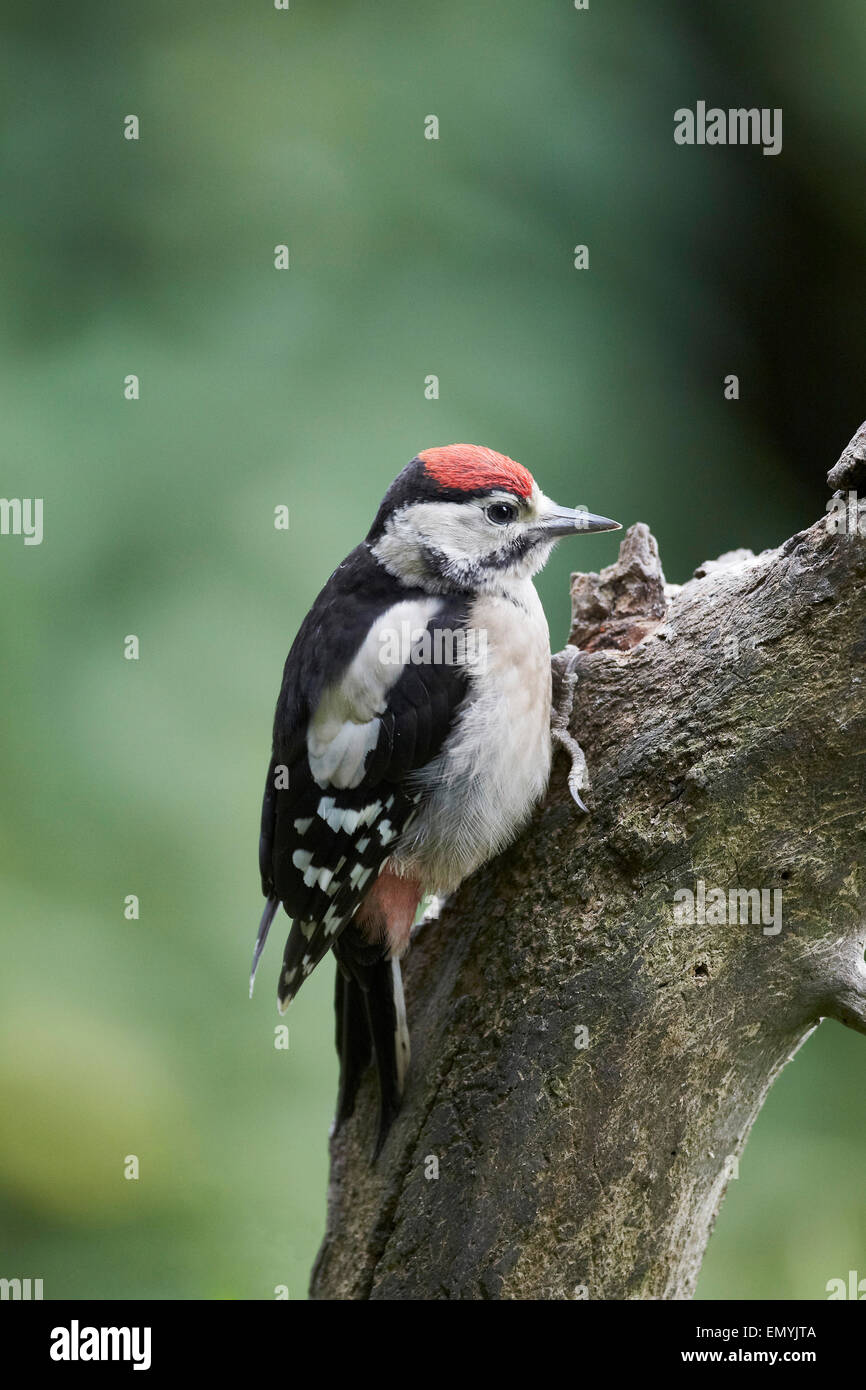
[0,0,863,1299]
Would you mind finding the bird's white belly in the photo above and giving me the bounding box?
[393,585,553,894]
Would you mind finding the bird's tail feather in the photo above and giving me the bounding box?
[249,894,279,997]
[389,957,410,1097]
[332,928,410,1158]
[334,966,371,1128]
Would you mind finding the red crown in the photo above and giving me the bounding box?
[419,444,534,499]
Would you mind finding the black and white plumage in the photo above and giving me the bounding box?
[251,444,620,1155]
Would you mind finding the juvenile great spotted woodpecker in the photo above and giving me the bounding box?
[251,444,620,1154]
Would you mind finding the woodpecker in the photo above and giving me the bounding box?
[251,444,620,1155]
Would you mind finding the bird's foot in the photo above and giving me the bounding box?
[412,892,450,940]
[550,646,590,813]
[420,892,448,924]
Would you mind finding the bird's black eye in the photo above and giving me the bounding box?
[485,501,518,525]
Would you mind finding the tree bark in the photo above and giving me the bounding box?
[310,423,866,1301]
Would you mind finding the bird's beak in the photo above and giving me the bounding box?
[536,504,622,538]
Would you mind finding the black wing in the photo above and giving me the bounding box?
[253,543,470,1009]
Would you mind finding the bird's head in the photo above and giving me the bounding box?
[367,444,621,593]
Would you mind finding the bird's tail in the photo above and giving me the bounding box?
[333,926,410,1158]
[249,894,279,998]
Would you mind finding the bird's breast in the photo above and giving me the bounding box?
[394,583,553,893]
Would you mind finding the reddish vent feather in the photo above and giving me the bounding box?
[419,444,534,499]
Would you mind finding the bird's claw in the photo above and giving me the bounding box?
[550,645,591,814]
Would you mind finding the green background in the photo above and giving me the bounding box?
[1,0,864,1300]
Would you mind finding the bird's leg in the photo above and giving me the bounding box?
[410,892,451,944]
[550,645,590,813]
[419,892,449,924]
